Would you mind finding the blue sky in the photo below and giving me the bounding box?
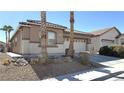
[0,11,124,42]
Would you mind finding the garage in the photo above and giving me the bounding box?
[74,39,87,53]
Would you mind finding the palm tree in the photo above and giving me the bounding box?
[0,25,9,52]
[7,26,13,51]
[68,11,74,58]
[39,11,48,63]
[7,26,13,42]
[0,25,13,52]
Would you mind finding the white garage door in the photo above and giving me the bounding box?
[74,42,86,53]
[63,39,87,53]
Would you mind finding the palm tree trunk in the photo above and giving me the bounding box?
[68,11,74,58]
[5,31,8,52]
[8,31,10,51]
[39,11,48,63]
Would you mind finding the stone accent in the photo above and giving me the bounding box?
[64,56,73,62]
[30,58,39,64]
[89,44,97,55]
[79,52,91,65]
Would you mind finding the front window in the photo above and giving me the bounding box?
[48,31,56,46]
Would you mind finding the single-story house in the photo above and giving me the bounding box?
[10,20,93,56]
[10,19,124,56]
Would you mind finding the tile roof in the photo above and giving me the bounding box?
[65,29,93,36]
[11,19,122,41]
[89,26,121,36]
[19,19,67,29]
[89,27,115,36]
[20,19,93,36]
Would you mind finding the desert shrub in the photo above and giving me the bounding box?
[99,45,124,58]
[117,46,124,58]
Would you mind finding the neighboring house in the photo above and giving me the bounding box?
[0,41,5,52]
[10,20,124,55]
[90,27,123,51]
[116,34,124,45]
[10,20,93,55]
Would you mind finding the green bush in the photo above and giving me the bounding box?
[99,45,124,58]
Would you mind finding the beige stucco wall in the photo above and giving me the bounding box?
[11,24,91,55]
[21,40,30,54]
[21,38,87,55]
[117,35,124,45]
[22,27,30,40]
[11,30,22,54]
[91,36,101,51]
[21,40,64,55]
[28,25,64,44]
[20,25,88,55]
[29,25,40,43]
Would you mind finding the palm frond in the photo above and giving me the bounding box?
[0,25,14,32]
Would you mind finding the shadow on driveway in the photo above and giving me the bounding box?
[90,54,121,63]
[91,71,124,81]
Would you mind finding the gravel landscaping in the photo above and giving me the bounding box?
[0,53,104,81]
[0,63,39,81]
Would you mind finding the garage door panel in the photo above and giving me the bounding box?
[74,42,86,53]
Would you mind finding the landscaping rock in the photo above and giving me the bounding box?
[15,58,28,66]
[64,57,73,62]
[2,59,11,65]
[30,58,39,64]
[0,53,11,65]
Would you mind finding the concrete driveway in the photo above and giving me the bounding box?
[90,54,124,70]
[43,55,124,81]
